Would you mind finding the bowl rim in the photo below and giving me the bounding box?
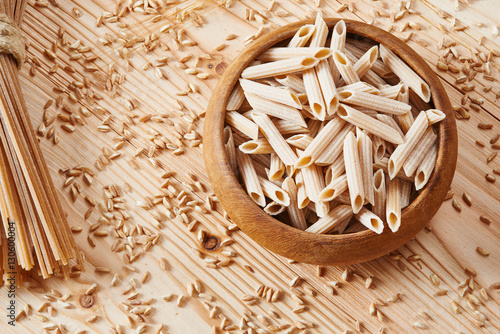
[203,18,458,265]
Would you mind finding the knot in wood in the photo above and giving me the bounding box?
[79,294,95,308]
[203,236,219,251]
[215,62,227,75]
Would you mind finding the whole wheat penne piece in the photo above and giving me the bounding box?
[425,109,446,125]
[403,128,437,177]
[374,157,413,182]
[258,176,290,206]
[241,56,319,80]
[288,24,316,47]
[305,204,353,234]
[239,79,302,109]
[400,180,412,208]
[357,130,375,205]
[386,175,401,232]
[372,135,386,163]
[353,46,379,79]
[337,82,380,95]
[330,215,354,234]
[315,200,330,218]
[226,111,260,140]
[345,43,393,78]
[342,49,387,88]
[315,122,355,166]
[224,126,238,176]
[264,201,286,215]
[316,59,340,115]
[380,44,431,102]
[258,47,331,62]
[296,117,346,168]
[333,51,360,85]
[415,142,438,190]
[378,82,404,99]
[269,153,285,181]
[275,74,306,93]
[319,174,348,202]
[395,85,414,133]
[226,83,246,111]
[236,150,266,207]
[295,170,310,209]
[324,154,345,184]
[354,207,384,234]
[339,90,411,115]
[301,163,326,205]
[388,111,429,179]
[338,104,404,145]
[376,114,405,138]
[303,68,326,120]
[273,119,310,135]
[310,13,329,47]
[344,132,364,214]
[239,138,274,154]
[245,93,307,127]
[307,119,322,137]
[251,112,298,166]
[372,169,386,220]
[329,20,346,84]
[286,134,314,150]
[282,177,307,230]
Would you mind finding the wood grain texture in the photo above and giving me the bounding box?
[203,18,458,265]
[0,0,498,333]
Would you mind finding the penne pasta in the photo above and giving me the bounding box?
[376,114,405,138]
[378,82,405,99]
[388,111,429,179]
[333,50,360,85]
[239,79,302,109]
[371,134,386,163]
[345,43,393,78]
[339,89,411,115]
[296,117,346,168]
[403,128,437,177]
[372,169,386,220]
[225,111,260,140]
[324,154,345,184]
[310,13,329,47]
[395,85,414,133]
[303,68,326,120]
[386,176,401,232]
[251,112,298,166]
[282,177,307,230]
[273,119,310,135]
[305,204,353,234]
[236,149,266,207]
[415,142,438,190]
[337,104,404,145]
[319,174,348,202]
[315,122,355,166]
[354,207,384,234]
[245,93,307,127]
[343,132,364,214]
[226,82,246,111]
[329,20,347,84]
[342,49,387,88]
[241,56,320,80]
[258,47,331,62]
[275,74,306,93]
[353,45,379,79]
[380,44,431,102]
[224,126,238,176]
[239,138,274,154]
[425,109,446,125]
[286,134,314,150]
[269,153,285,181]
[400,180,412,208]
[264,201,286,215]
[316,59,340,115]
[295,170,310,209]
[258,176,290,206]
[357,130,375,205]
[301,163,326,205]
[374,157,413,182]
[337,82,380,95]
[288,24,316,47]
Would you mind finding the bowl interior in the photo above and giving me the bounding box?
[203,19,458,265]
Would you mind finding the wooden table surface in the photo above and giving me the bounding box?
[1,0,500,333]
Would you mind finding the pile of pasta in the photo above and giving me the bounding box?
[224,15,445,235]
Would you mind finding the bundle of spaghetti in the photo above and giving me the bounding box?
[0,0,82,284]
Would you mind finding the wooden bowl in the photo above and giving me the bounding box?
[203,19,458,265]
